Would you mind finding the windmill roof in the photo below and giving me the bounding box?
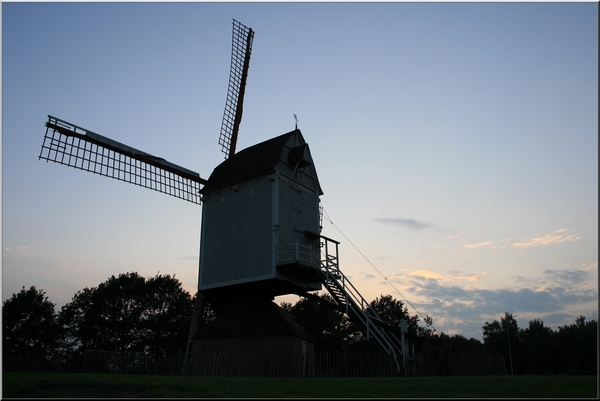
[200,130,298,194]
[194,299,314,341]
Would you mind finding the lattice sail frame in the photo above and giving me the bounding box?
[218,19,254,159]
[39,115,206,205]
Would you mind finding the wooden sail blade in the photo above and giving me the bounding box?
[218,19,254,159]
[39,115,207,205]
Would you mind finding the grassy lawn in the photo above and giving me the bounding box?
[2,373,597,398]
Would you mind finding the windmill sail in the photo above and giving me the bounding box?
[218,19,254,159]
[39,115,207,205]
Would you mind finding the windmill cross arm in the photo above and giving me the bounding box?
[40,115,207,205]
[218,20,254,159]
[45,120,207,185]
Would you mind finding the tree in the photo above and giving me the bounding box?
[282,293,353,351]
[417,315,438,339]
[482,314,598,375]
[282,293,430,352]
[367,294,423,339]
[482,319,503,351]
[520,318,555,374]
[555,316,597,374]
[3,286,62,356]
[201,300,217,325]
[141,273,196,357]
[59,272,193,357]
[439,333,483,354]
[482,312,522,374]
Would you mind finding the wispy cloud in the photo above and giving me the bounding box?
[375,218,433,231]
[409,270,443,280]
[445,230,467,239]
[457,229,580,252]
[447,270,480,282]
[356,232,592,339]
[406,269,480,283]
[580,262,598,271]
[403,278,597,339]
[4,246,32,251]
[512,229,580,248]
[543,264,597,290]
[463,241,493,249]
[3,245,34,264]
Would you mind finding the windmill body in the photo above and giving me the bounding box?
[198,129,323,311]
[39,19,407,376]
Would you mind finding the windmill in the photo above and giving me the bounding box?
[39,20,407,376]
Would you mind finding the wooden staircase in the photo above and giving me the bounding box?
[316,236,404,374]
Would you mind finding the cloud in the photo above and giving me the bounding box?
[455,229,581,253]
[409,270,443,280]
[543,265,597,290]
[375,218,433,231]
[512,229,580,248]
[402,269,481,283]
[383,265,597,340]
[3,245,34,264]
[580,262,598,271]
[406,279,597,339]
[463,241,493,249]
[538,313,580,327]
[4,246,32,251]
[445,230,467,239]
[447,270,480,282]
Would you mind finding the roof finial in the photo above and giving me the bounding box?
[294,113,298,130]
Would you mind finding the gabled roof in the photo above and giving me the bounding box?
[201,130,298,194]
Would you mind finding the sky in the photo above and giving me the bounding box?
[2,2,598,342]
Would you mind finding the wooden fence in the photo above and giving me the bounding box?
[191,351,308,377]
[3,349,505,377]
[3,350,182,376]
[315,351,397,377]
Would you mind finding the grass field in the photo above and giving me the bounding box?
[2,373,597,398]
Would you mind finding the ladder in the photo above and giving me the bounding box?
[182,293,207,375]
[317,236,404,374]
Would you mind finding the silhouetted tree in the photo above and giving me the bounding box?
[281,293,353,351]
[417,315,438,339]
[3,286,62,357]
[202,300,217,325]
[59,272,193,357]
[367,294,439,340]
[141,273,195,357]
[482,312,522,374]
[554,316,597,375]
[342,294,422,351]
[282,293,432,352]
[520,318,555,374]
[483,314,598,375]
[439,333,483,354]
[369,295,418,333]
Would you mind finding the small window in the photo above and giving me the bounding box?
[287,144,311,168]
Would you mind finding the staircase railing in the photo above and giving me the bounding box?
[317,235,403,374]
[277,241,315,267]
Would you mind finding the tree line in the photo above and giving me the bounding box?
[3,273,193,359]
[3,272,596,375]
[480,312,597,375]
